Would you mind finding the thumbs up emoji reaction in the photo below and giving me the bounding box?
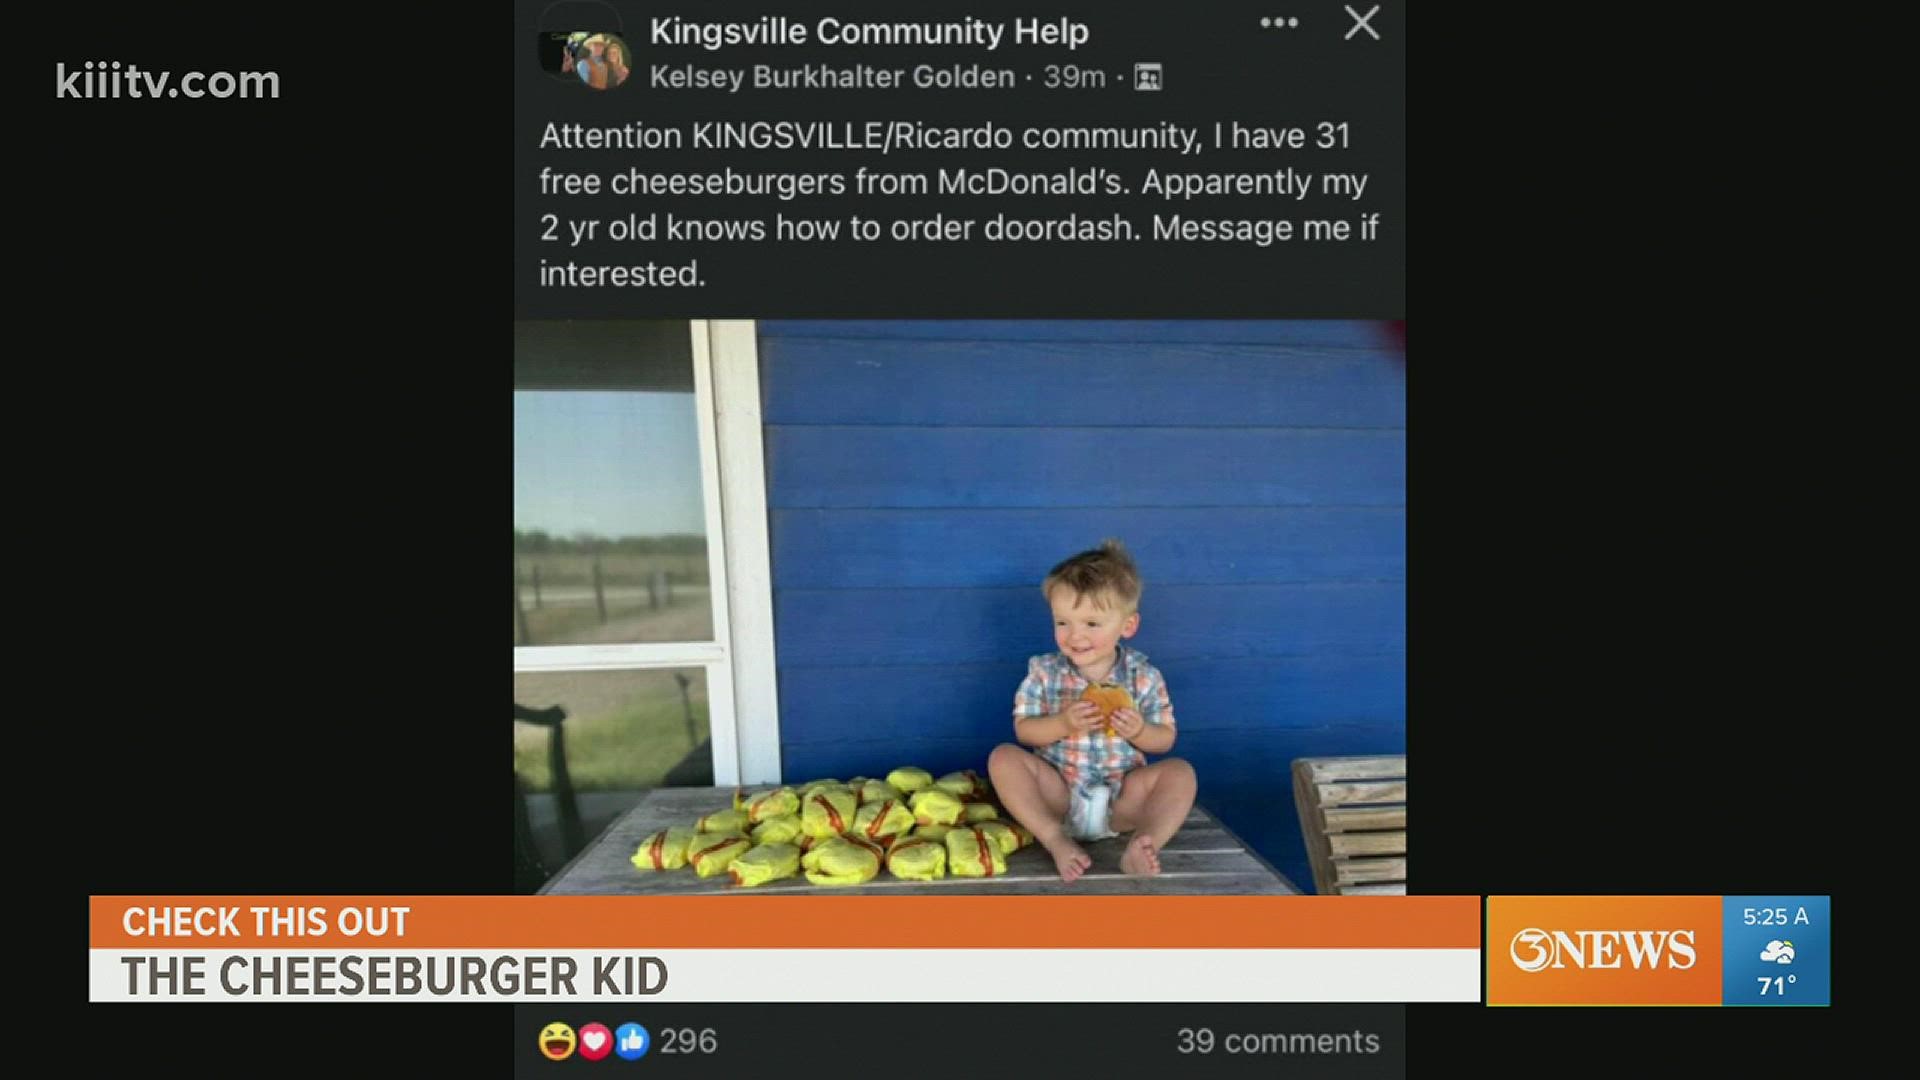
[615,1023,651,1060]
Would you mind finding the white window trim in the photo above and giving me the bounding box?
[706,320,782,784]
[513,643,728,673]
[513,320,780,788]
[688,320,742,784]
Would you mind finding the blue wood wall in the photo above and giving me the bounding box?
[760,321,1405,892]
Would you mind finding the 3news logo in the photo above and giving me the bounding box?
[1506,927,1699,972]
[1487,896,1830,1005]
[538,1022,650,1062]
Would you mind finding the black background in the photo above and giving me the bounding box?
[47,2,1840,1075]
[510,1004,1405,1074]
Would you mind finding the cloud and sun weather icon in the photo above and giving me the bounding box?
[1760,940,1795,964]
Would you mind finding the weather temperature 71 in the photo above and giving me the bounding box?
[1743,906,1811,926]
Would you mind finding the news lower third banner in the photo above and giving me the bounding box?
[90,896,1481,1003]
[1486,896,1831,1006]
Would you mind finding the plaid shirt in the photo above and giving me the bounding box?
[1013,644,1175,787]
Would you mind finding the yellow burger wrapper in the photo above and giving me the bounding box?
[797,779,846,798]
[750,814,804,847]
[910,788,964,826]
[855,778,900,804]
[1006,822,1037,850]
[946,826,1007,878]
[801,835,884,885]
[935,769,987,798]
[630,826,696,872]
[743,787,801,823]
[800,789,858,838]
[974,821,1020,856]
[886,767,934,793]
[687,835,752,878]
[886,835,947,881]
[696,807,751,834]
[961,801,1000,823]
[851,797,916,843]
[912,823,955,843]
[728,842,801,887]
[804,786,855,807]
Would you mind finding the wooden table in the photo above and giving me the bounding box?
[541,786,1300,895]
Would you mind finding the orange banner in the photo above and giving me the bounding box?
[1486,896,1722,1005]
[92,895,1481,950]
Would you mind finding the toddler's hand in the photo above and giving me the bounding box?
[1109,708,1146,741]
[1062,701,1103,733]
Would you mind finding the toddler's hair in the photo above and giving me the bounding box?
[1042,538,1142,612]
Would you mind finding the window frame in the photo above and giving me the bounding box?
[513,320,780,786]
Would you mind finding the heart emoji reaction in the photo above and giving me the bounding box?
[577,1023,613,1060]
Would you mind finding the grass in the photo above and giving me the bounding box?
[514,669,710,792]
[515,599,704,645]
[513,591,714,647]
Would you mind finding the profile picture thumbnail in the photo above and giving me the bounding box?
[541,30,631,90]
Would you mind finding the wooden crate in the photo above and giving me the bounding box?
[1290,755,1406,895]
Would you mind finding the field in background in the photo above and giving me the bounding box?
[514,551,713,646]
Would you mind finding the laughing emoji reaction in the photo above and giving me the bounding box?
[538,1022,576,1061]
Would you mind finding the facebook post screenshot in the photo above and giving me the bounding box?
[68,1,1838,1077]
[515,3,1417,1072]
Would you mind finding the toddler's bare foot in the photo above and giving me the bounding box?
[1044,837,1092,884]
[1120,834,1161,876]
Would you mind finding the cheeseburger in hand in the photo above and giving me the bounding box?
[1080,682,1136,738]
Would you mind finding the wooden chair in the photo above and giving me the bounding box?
[514,704,585,891]
[514,772,550,894]
[1290,755,1406,895]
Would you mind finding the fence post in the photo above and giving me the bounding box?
[532,565,543,609]
[592,559,608,623]
[514,564,532,645]
[548,722,585,858]
[648,571,660,611]
[676,672,696,747]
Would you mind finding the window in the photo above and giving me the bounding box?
[513,320,778,791]
[514,385,713,648]
[513,669,712,791]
